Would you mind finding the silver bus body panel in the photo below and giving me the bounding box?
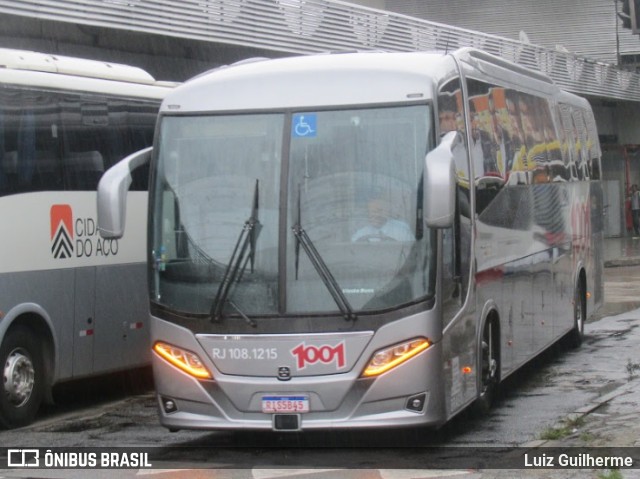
[450,50,604,388]
[0,263,148,382]
[147,48,604,431]
[197,331,374,377]
[152,308,446,430]
[0,192,152,381]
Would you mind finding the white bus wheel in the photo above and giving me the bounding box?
[0,327,45,429]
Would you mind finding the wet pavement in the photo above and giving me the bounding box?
[499,235,640,478]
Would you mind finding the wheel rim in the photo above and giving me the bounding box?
[575,292,584,335]
[3,348,35,407]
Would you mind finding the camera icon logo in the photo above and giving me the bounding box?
[7,449,40,467]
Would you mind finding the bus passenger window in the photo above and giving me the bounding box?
[504,90,527,185]
[64,150,104,190]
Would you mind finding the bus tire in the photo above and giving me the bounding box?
[567,282,585,349]
[473,318,499,415]
[0,327,45,429]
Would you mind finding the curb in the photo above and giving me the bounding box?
[605,258,640,268]
[520,379,637,448]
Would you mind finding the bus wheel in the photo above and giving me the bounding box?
[567,283,585,349]
[0,327,44,429]
[474,319,499,415]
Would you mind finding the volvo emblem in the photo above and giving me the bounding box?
[277,366,291,381]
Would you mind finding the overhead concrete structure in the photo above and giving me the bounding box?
[2,0,640,102]
[376,0,640,66]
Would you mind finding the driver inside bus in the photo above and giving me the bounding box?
[351,191,413,242]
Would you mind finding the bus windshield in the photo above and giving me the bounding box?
[151,104,435,318]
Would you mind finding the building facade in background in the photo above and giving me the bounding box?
[378,0,639,66]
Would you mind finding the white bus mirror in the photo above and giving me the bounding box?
[424,131,457,228]
[97,147,152,239]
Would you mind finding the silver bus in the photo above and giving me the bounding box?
[0,48,175,428]
[98,48,604,432]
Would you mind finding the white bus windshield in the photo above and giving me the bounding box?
[151,104,435,318]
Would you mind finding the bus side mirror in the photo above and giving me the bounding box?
[423,131,457,228]
[97,147,152,239]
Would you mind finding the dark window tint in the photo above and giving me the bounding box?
[0,88,63,195]
[60,95,158,191]
[0,86,159,197]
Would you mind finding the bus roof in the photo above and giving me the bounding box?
[0,48,177,99]
[161,48,570,114]
[161,51,458,113]
[0,48,156,83]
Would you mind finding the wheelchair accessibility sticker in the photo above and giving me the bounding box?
[292,113,317,138]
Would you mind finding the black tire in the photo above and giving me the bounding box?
[0,327,44,429]
[473,319,499,415]
[567,282,585,349]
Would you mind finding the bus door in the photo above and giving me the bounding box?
[93,264,149,373]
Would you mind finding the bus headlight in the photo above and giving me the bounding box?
[153,341,212,379]
[361,338,430,378]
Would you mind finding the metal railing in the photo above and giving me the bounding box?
[2,0,640,101]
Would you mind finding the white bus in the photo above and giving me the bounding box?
[0,48,175,428]
[98,48,603,432]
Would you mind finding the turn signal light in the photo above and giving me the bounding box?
[153,341,212,379]
[361,338,430,377]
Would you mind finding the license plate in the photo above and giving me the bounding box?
[261,395,309,414]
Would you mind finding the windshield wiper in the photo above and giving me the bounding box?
[210,179,261,325]
[292,185,356,321]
